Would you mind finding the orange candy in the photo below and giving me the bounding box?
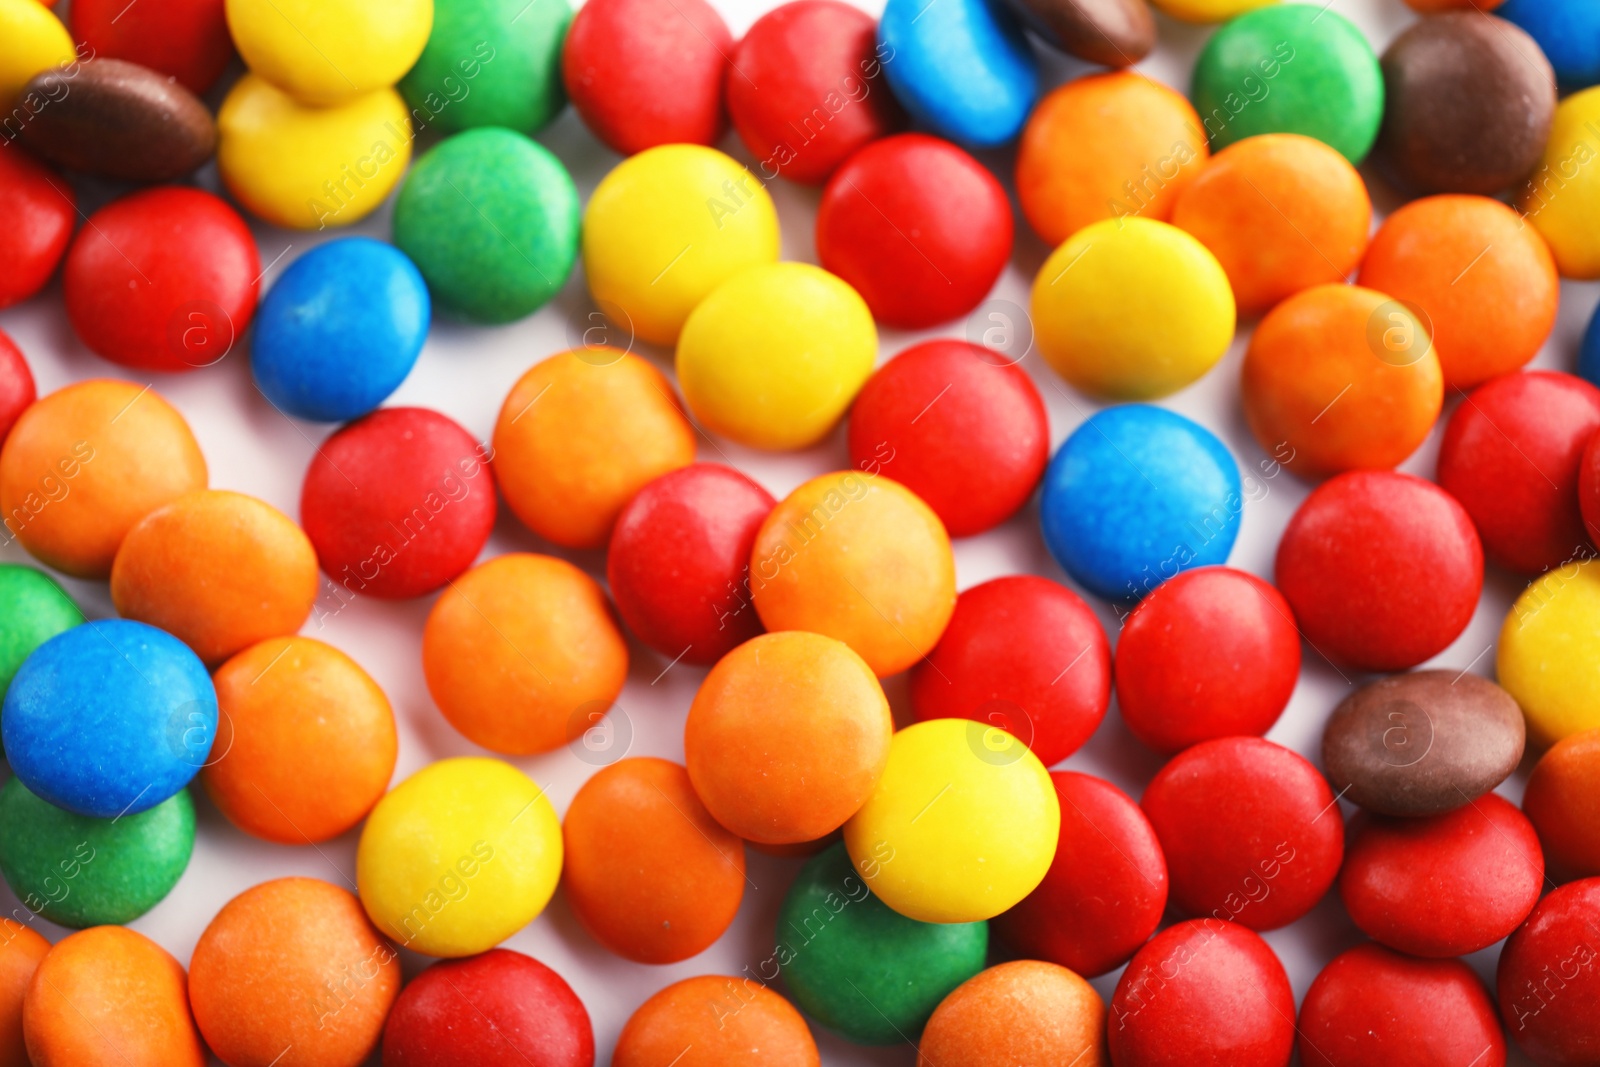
[0,922,47,1067]
[562,757,746,964]
[23,926,204,1067]
[1017,72,1208,248]
[189,877,399,1067]
[492,349,697,549]
[1172,133,1371,315]
[1242,284,1443,478]
[422,553,628,755]
[1357,194,1559,389]
[1524,729,1600,878]
[110,489,318,665]
[204,636,398,844]
[918,961,1108,1067]
[0,379,206,578]
[685,631,892,845]
[750,471,955,677]
[614,975,820,1067]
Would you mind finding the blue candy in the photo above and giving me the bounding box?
[251,237,431,422]
[1580,298,1600,388]
[2,620,217,818]
[878,0,1039,148]
[1040,405,1242,601]
[1499,0,1600,91]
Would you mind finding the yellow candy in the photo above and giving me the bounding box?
[584,144,780,347]
[677,263,876,450]
[1498,559,1600,748]
[356,757,562,958]
[1032,216,1236,400]
[1148,0,1275,21]
[1519,87,1600,279]
[843,719,1059,924]
[224,0,433,105]
[218,74,411,230]
[0,0,75,105]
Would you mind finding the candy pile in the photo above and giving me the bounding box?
[2,0,1600,1063]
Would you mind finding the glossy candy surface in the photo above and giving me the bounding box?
[1518,86,1600,279]
[401,0,568,134]
[0,921,47,1067]
[1498,0,1600,91]
[877,0,1037,147]
[1003,0,1153,66]
[71,0,234,93]
[0,564,81,704]
[919,960,1107,1067]
[1500,559,1600,747]
[1524,729,1600,878]
[1496,878,1600,1065]
[224,0,433,105]
[613,976,819,1067]
[0,335,30,447]
[0,150,74,311]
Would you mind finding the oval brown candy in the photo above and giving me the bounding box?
[1002,0,1155,68]
[16,58,216,183]
[1376,11,1555,196]
[1322,670,1525,817]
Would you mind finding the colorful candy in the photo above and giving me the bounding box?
[1496,878,1600,1065]
[1500,559,1600,747]
[70,0,234,93]
[685,631,891,844]
[0,780,192,927]
[3,620,216,818]
[1004,0,1152,66]
[877,0,1036,147]
[190,877,399,1067]
[492,350,694,548]
[0,921,47,1067]
[1518,86,1600,278]
[911,575,1111,766]
[1341,794,1544,957]
[0,564,81,703]
[1116,566,1300,752]
[0,334,30,446]
[613,976,819,1067]
[1322,671,1524,818]
[606,463,775,665]
[1149,0,1272,19]
[749,471,955,676]
[847,339,1048,537]
[919,960,1106,1067]
[0,380,208,578]
[995,772,1167,977]
[62,186,257,372]
[677,263,876,450]
[727,0,905,184]
[777,841,987,1044]
[300,407,495,600]
[403,0,568,134]
[1524,729,1600,877]
[1276,471,1481,671]
[224,0,433,105]
[1499,0,1600,91]
[1040,405,1242,602]
[562,0,729,154]
[1437,371,1600,574]
[562,758,745,964]
[381,950,593,1067]
[205,636,398,844]
[844,718,1058,923]
[1033,219,1235,400]
[393,128,578,322]
[422,554,627,755]
[0,0,74,106]
[0,149,74,310]
[356,758,561,957]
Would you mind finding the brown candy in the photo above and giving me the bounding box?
[1375,11,1555,195]
[1002,0,1155,68]
[1322,670,1525,817]
[16,58,215,183]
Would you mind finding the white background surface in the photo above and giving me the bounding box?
[0,0,1585,1063]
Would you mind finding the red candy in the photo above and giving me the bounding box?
[816,133,1012,329]
[0,331,36,446]
[71,0,235,93]
[1437,371,1600,574]
[300,407,496,600]
[607,463,775,666]
[381,949,594,1067]
[1115,566,1300,754]
[847,340,1048,537]
[1497,878,1600,1066]
[1142,736,1343,930]
[1340,793,1544,958]
[63,187,258,373]
[1110,919,1295,1067]
[0,148,75,310]
[1298,943,1505,1067]
[994,771,1167,977]
[1275,470,1482,672]
[562,0,732,156]
[727,0,905,184]
[910,575,1111,766]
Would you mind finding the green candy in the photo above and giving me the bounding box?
[0,778,195,928]
[1192,4,1384,164]
[775,842,988,1045]
[393,127,580,324]
[400,0,571,135]
[0,564,83,700]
